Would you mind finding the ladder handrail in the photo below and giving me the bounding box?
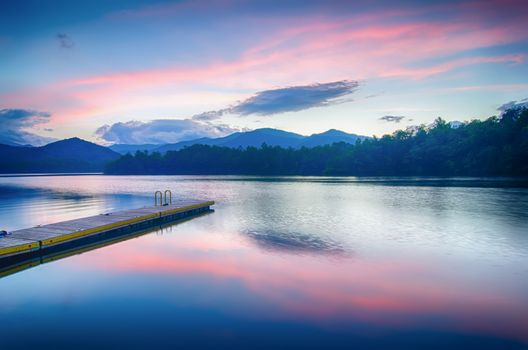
[164,190,172,205]
[154,191,163,206]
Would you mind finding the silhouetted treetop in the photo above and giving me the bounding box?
[105,108,528,176]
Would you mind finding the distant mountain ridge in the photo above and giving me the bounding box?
[153,128,367,154]
[109,143,160,154]
[0,138,120,173]
[0,128,367,173]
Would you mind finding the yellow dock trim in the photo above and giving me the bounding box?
[0,260,41,279]
[40,212,161,246]
[1,199,214,260]
[0,209,214,279]
[0,239,40,257]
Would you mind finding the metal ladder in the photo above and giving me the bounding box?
[154,190,172,206]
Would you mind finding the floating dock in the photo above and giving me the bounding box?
[0,199,214,262]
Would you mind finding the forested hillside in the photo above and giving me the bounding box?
[0,138,120,173]
[105,109,528,176]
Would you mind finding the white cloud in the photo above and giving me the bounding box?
[497,98,528,113]
[95,119,240,144]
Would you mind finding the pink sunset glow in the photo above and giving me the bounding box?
[1,0,527,143]
[61,227,528,343]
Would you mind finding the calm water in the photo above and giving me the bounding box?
[0,175,527,349]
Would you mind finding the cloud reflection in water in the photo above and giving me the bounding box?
[243,229,346,256]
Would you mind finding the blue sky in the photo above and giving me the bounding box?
[1,0,527,145]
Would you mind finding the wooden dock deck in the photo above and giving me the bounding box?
[0,199,214,260]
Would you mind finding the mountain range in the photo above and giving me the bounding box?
[0,128,367,173]
[110,128,368,154]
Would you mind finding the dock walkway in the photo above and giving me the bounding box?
[0,199,214,260]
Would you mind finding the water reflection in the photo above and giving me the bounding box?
[244,229,346,255]
[6,222,522,348]
[0,175,527,349]
[0,184,149,230]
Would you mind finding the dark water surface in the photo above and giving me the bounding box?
[0,175,527,349]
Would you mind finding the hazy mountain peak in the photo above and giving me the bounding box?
[153,128,367,153]
[249,128,304,137]
[317,129,349,136]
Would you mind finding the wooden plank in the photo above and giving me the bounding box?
[11,227,73,241]
[42,216,126,231]
[159,201,215,217]
[112,207,162,215]
[39,212,163,246]
[10,213,154,245]
[14,226,73,236]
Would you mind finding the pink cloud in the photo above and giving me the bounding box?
[2,2,527,127]
[378,54,524,79]
[445,83,528,92]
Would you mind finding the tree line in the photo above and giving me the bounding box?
[105,108,528,176]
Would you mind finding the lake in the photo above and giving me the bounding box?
[0,175,527,349]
